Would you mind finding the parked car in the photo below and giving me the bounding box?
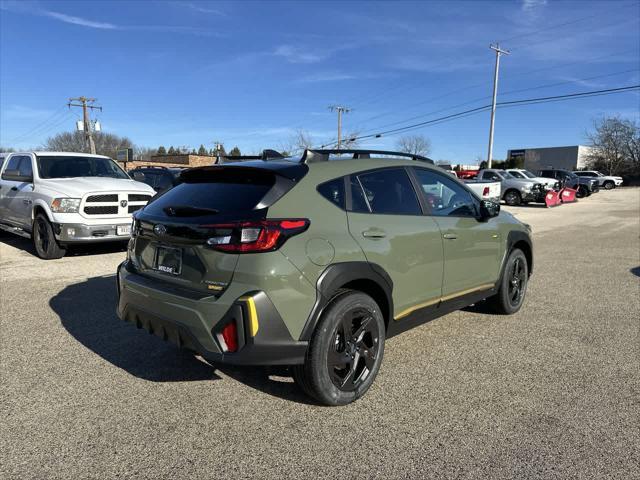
[506,168,560,190]
[129,166,184,194]
[573,170,623,189]
[477,168,545,206]
[463,178,502,204]
[117,149,533,406]
[0,152,155,259]
[538,169,599,198]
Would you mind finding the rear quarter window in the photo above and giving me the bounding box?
[317,178,345,209]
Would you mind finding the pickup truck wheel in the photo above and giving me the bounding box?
[503,190,521,206]
[576,185,588,198]
[293,291,385,406]
[603,181,615,190]
[33,214,66,260]
[487,248,528,315]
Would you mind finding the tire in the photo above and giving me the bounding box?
[33,213,66,260]
[293,290,385,406]
[487,248,528,315]
[576,185,588,198]
[603,181,615,190]
[503,190,521,206]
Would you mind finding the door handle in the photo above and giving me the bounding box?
[11,186,18,191]
[443,233,458,240]
[362,229,386,239]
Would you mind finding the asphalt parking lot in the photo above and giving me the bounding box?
[1,188,638,479]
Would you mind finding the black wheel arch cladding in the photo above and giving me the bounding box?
[300,262,394,341]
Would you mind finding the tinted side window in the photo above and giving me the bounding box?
[155,173,174,191]
[413,168,477,217]
[18,157,33,177]
[3,156,21,173]
[482,171,497,180]
[317,178,345,209]
[350,176,370,213]
[356,168,421,215]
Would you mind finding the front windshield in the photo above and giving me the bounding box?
[37,156,129,179]
[510,170,525,179]
[521,170,537,179]
[497,170,514,179]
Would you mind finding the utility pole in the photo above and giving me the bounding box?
[486,44,509,168]
[68,97,102,154]
[328,105,351,150]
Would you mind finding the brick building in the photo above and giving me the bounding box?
[119,154,219,171]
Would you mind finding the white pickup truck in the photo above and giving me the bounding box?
[462,179,502,204]
[0,151,155,259]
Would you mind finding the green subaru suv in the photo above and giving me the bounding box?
[117,149,532,405]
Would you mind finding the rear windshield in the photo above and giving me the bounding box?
[144,170,275,216]
[37,156,129,179]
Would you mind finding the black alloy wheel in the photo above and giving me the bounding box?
[327,307,380,391]
[508,256,527,309]
[487,248,528,314]
[293,291,385,406]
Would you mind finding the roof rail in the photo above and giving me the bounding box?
[219,149,285,164]
[300,149,434,164]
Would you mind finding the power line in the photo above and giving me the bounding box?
[337,85,639,144]
[4,106,69,144]
[342,68,639,144]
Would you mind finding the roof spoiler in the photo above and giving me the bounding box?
[300,149,434,164]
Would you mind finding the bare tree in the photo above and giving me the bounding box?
[396,134,431,156]
[43,131,133,159]
[586,116,640,175]
[279,129,313,156]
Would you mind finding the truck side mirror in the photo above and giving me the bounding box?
[2,169,33,183]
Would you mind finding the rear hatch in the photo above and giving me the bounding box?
[129,163,307,294]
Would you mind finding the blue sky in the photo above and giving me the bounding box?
[1,0,638,161]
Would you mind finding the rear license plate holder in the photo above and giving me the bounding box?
[154,246,182,275]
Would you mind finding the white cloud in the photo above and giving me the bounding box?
[1,1,220,36]
[273,45,327,64]
[42,10,118,29]
[180,2,226,16]
[297,73,357,83]
[521,0,548,12]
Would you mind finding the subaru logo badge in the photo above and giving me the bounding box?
[120,199,128,208]
[154,224,167,236]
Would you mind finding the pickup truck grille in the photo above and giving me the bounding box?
[86,194,118,203]
[85,206,118,215]
[129,194,152,202]
[81,191,151,217]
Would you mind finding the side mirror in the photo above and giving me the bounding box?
[2,170,33,183]
[478,200,500,220]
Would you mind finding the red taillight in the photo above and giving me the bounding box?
[219,321,238,353]
[202,219,309,253]
[482,186,490,197]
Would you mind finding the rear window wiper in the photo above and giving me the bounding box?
[163,205,220,217]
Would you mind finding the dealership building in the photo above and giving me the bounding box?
[507,145,594,171]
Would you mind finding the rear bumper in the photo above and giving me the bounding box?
[116,262,308,365]
[54,222,131,243]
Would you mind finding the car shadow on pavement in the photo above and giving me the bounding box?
[51,275,318,404]
[0,233,127,258]
[51,275,219,383]
[631,266,640,277]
